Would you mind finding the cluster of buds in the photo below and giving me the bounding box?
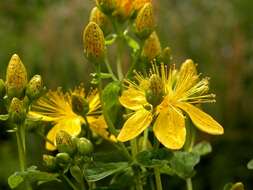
[0,54,45,124]
[43,130,93,172]
[83,0,173,71]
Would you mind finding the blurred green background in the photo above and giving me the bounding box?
[1,0,253,189]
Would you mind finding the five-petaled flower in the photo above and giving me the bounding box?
[29,85,115,151]
[117,60,224,149]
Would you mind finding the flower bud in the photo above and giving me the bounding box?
[56,152,71,167]
[134,3,155,39]
[77,137,94,155]
[231,182,244,190]
[161,47,172,64]
[26,75,43,100]
[146,74,164,106]
[90,7,111,34]
[141,32,161,62]
[134,0,152,11]
[83,22,105,63]
[6,54,28,98]
[96,0,116,14]
[71,94,89,116]
[56,130,76,155]
[0,79,6,98]
[113,0,134,20]
[8,97,26,124]
[43,154,57,171]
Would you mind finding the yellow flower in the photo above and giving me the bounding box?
[29,85,115,151]
[118,60,224,149]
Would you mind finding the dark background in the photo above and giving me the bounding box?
[0,0,253,189]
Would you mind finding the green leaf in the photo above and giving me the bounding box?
[102,81,122,125]
[0,114,8,121]
[159,165,174,176]
[8,173,24,189]
[169,151,200,179]
[192,141,212,156]
[8,166,60,189]
[247,159,253,170]
[110,168,134,189]
[84,162,129,182]
[136,148,172,167]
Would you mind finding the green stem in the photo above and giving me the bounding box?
[63,175,79,190]
[186,178,193,190]
[153,139,163,190]
[185,124,196,190]
[105,57,117,81]
[16,125,33,190]
[116,40,124,80]
[16,130,25,171]
[142,129,149,151]
[154,168,163,190]
[130,139,143,190]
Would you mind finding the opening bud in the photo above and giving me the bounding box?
[56,130,76,155]
[0,79,6,98]
[134,3,155,39]
[77,137,94,155]
[141,32,161,62]
[83,22,105,63]
[6,54,28,98]
[146,74,164,107]
[26,75,44,100]
[71,94,89,116]
[8,97,26,124]
[96,0,116,14]
[43,154,57,171]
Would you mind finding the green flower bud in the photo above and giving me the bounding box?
[161,47,172,64]
[146,74,164,107]
[6,54,28,98]
[141,32,161,62]
[134,3,155,39]
[231,182,244,190]
[96,0,116,14]
[77,137,93,155]
[56,152,71,167]
[56,130,76,155]
[43,154,57,171]
[8,97,26,124]
[71,94,89,116]
[83,22,105,63]
[26,75,43,100]
[0,79,6,98]
[90,7,111,34]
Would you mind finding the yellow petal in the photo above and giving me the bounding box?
[174,59,198,97]
[177,102,224,135]
[117,108,152,142]
[153,108,186,149]
[46,116,84,150]
[119,87,147,110]
[87,116,117,142]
